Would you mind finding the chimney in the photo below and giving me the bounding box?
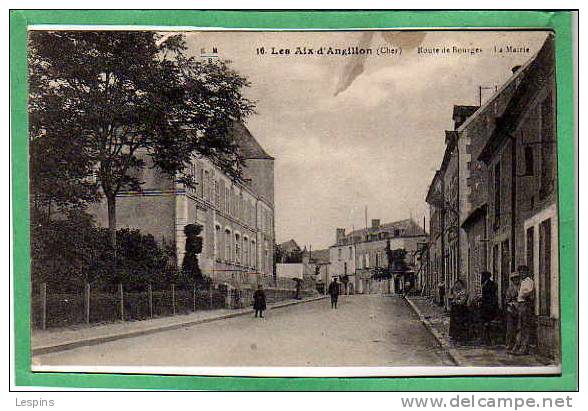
[371,219,380,229]
[512,65,522,74]
[336,228,346,242]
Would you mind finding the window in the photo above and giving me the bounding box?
[225,187,230,214]
[539,219,552,316]
[236,193,241,220]
[251,241,257,269]
[243,237,249,267]
[494,161,501,227]
[235,234,241,264]
[264,241,269,273]
[348,247,352,259]
[214,180,220,206]
[215,225,222,261]
[224,230,231,262]
[338,249,342,261]
[524,146,534,176]
[200,169,208,198]
[540,94,555,199]
[189,163,196,193]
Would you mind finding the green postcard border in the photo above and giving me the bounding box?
[10,10,577,391]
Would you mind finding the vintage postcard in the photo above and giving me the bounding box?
[27,27,561,377]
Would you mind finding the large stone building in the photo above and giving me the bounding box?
[330,219,428,294]
[90,122,275,286]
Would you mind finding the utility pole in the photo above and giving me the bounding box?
[364,205,368,232]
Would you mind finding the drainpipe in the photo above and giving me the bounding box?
[510,134,517,272]
[456,136,461,283]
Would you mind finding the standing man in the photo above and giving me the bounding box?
[253,284,267,318]
[480,271,499,345]
[511,265,535,355]
[328,277,340,309]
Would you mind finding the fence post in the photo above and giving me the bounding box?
[193,284,196,312]
[119,283,124,321]
[85,283,90,324]
[209,283,213,309]
[171,283,176,316]
[148,283,153,319]
[40,282,47,330]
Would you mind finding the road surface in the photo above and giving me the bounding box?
[34,294,452,367]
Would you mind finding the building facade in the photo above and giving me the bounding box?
[478,36,558,358]
[425,171,446,303]
[330,219,427,294]
[90,122,275,286]
[458,63,531,302]
[302,248,331,294]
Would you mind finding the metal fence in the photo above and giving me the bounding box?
[31,282,227,329]
[31,279,313,330]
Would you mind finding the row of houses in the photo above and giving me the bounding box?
[422,35,559,358]
[277,218,428,295]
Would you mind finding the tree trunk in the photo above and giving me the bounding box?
[106,193,117,248]
[106,193,118,278]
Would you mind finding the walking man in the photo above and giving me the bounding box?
[511,265,535,355]
[253,284,267,318]
[328,277,340,309]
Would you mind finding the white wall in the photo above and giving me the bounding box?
[276,263,304,279]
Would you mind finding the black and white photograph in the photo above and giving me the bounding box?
[28,28,561,376]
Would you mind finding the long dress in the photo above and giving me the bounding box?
[449,289,469,343]
[253,290,266,311]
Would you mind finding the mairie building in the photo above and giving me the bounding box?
[89,122,275,285]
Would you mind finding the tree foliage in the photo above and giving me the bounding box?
[30,210,176,290]
[28,31,255,242]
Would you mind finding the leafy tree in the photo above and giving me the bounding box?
[30,210,177,290]
[28,31,255,252]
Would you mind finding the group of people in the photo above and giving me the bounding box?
[251,277,342,320]
[447,265,535,355]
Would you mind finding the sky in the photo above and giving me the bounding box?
[183,30,549,250]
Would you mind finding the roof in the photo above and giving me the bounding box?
[452,105,479,128]
[425,170,444,206]
[453,105,479,119]
[461,204,488,230]
[277,239,301,253]
[479,35,554,165]
[231,122,274,160]
[306,248,330,264]
[343,218,427,242]
[439,131,458,173]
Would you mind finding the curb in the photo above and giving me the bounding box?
[33,295,328,356]
[404,297,466,366]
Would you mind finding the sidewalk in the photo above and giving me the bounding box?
[405,296,555,367]
[32,295,327,356]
